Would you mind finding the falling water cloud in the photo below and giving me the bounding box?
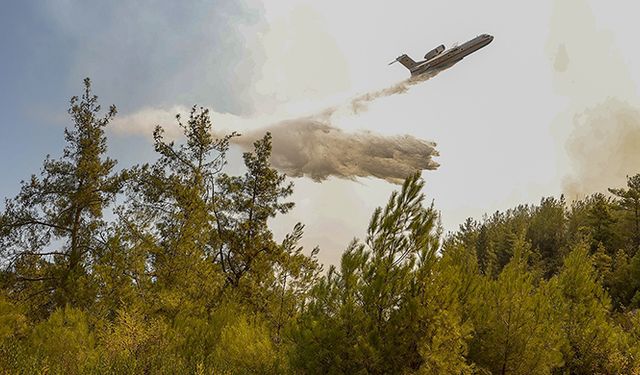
[114,69,442,184]
[230,71,442,184]
[233,118,439,184]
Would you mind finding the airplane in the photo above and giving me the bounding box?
[389,34,494,77]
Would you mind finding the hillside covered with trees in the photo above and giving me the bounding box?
[2,80,640,374]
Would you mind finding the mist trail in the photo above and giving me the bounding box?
[323,70,439,117]
[232,71,442,184]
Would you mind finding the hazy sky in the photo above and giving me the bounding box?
[2,0,640,265]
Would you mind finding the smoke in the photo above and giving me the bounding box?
[547,0,640,198]
[563,99,640,198]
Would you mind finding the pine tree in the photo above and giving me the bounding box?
[292,173,472,374]
[527,196,568,277]
[609,174,640,255]
[0,78,122,315]
[554,242,633,373]
[467,236,565,375]
[121,106,235,317]
[215,132,295,291]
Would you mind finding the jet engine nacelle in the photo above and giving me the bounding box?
[424,44,445,61]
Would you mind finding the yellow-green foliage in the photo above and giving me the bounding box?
[97,308,168,373]
[0,297,29,372]
[28,307,97,374]
[0,297,27,342]
[212,314,281,374]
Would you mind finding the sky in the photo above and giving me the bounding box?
[2,0,640,266]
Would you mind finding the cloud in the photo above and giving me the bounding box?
[110,104,272,141]
[253,4,350,110]
[110,105,189,140]
[39,0,268,115]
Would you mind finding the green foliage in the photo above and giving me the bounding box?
[451,197,569,279]
[214,132,298,301]
[467,238,565,375]
[527,196,568,277]
[609,174,640,254]
[4,80,640,373]
[292,173,472,374]
[0,78,123,317]
[121,106,233,317]
[554,243,635,374]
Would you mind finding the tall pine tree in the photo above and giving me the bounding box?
[0,78,122,316]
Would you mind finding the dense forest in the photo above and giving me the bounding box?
[1,79,640,374]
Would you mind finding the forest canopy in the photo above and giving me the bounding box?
[2,79,640,374]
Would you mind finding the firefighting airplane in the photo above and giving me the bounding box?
[390,34,494,76]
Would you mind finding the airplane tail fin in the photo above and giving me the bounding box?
[395,54,418,71]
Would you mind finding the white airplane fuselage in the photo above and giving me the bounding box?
[398,34,494,77]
